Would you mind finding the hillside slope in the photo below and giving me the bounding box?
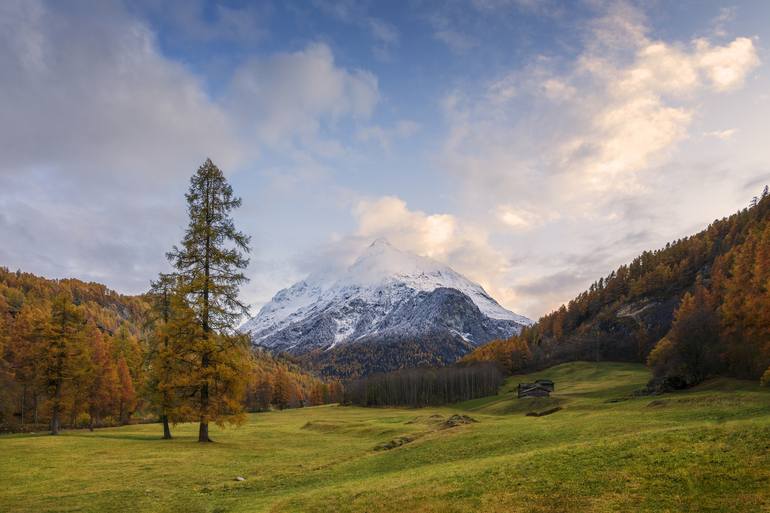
[467,189,770,382]
[0,268,339,431]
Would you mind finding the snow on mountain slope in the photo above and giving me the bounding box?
[240,239,532,355]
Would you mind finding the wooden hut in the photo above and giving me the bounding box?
[517,382,552,398]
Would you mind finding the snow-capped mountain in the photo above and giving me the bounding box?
[241,239,532,376]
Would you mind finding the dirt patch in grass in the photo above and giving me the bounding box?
[440,415,478,428]
[374,436,416,451]
[404,414,445,425]
[375,415,479,451]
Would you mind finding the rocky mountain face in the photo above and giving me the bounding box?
[241,239,531,377]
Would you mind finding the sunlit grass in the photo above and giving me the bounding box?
[2,362,769,512]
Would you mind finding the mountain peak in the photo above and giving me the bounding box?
[368,237,392,248]
[241,240,533,350]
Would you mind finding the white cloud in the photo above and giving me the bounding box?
[562,21,759,193]
[0,1,383,301]
[227,43,379,146]
[438,1,762,316]
[704,128,737,140]
[696,37,760,91]
[496,205,559,231]
[541,78,576,101]
[0,0,243,180]
[711,6,735,38]
[348,196,522,312]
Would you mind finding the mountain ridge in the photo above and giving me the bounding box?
[241,240,531,376]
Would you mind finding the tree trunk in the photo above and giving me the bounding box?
[198,359,211,442]
[69,404,77,428]
[20,384,26,426]
[162,414,172,440]
[198,418,210,442]
[50,379,63,435]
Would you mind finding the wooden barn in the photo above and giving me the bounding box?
[517,379,555,398]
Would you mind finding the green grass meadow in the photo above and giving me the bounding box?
[2,362,769,512]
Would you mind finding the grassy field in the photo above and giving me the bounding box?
[2,362,769,513]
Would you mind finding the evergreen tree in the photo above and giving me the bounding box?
[309,383,324,406]
[5,305,46,425]
[257,378,273,411]
[272,367,291,410]
[44,295,86,435]
[166,159,252,442]
[650,284,720,384]
[116,356,136,425]
[145,273,181,439]
[85,322,118,431]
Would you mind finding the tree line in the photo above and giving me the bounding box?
[344,362,503,407]
[0,160,342,437]
[0,273,147,433]
[463,186,770,388]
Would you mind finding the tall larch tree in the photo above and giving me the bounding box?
[167,159,253,442]
[145,273,182,439]
[85,322,118,431]
[44,295,86,435]
[6,305,46,425]
[116,356,136,425]
[272,367,291,410]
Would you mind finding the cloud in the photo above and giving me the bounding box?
[704,128,737,140]
[0,1,383,299]
[133,0,270,44]
[561,22,759,193]
[227,43,379,146]
[443,2,759,200]
[434,28,478,53]
[345,196,523,312]
[495,205,559,231]
[425,9,478,53]
[437,0,761,317]
[0,0,246,293]
[711,6,735,38]
[0,0,242,181]
[696,37,760,91]
[312,0,399,59]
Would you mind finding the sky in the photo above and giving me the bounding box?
[1,0,769,320]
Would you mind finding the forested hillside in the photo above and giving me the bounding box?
[0,268,340,432]
[296,333,477,379]
[0,269,150,430]
[465,187,770,386]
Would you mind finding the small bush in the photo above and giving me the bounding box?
[75,412,92,428]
